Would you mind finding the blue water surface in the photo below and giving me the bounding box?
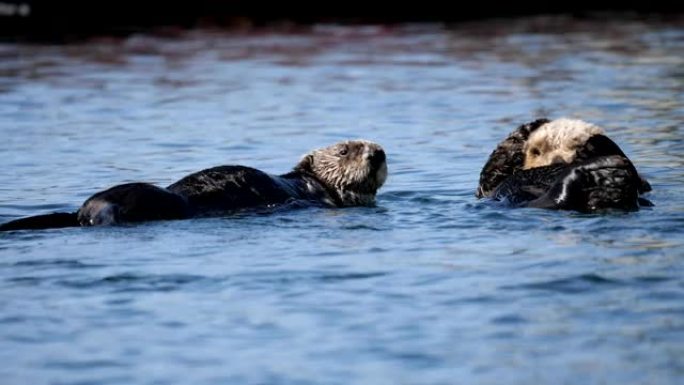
[1,16,683,385]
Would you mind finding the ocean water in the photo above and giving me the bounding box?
[1,16,683,385]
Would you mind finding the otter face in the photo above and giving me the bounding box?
[296,140,387,206]
[523,118,604,169]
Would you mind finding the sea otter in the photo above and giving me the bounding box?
[0,140,387,231]
[476,118,651,212]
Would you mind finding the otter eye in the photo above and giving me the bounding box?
[530,148,541,157]
[338,147,349,156]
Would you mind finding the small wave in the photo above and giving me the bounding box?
[341,224,385,231]
[490,314,528,324]
[43,359,129,370]
[501,273,622,294]
[5,276,42,286]
[12,259,103,269]
[57,273,213,292]
[237,270,389,286]
[317,272,388,282]
[380,190,450,204]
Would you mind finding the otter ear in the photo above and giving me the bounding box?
[294,154,314,173]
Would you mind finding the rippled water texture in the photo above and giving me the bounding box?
[1,16,683,385]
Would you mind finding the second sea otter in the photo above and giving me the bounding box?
[476,118,651,212]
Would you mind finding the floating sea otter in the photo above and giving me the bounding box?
[476,118,651,212]
[0,140,387,231]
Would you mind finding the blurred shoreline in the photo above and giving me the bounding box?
[1,0,683,42]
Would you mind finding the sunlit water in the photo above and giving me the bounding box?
[1,16,683,385]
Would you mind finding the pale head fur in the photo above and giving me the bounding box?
[523,118,604,169]
[294,140,387,206]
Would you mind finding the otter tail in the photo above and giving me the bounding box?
[0,212,79,231]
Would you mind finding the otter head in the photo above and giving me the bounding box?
[523,118,605,169]
[294,140,387,206]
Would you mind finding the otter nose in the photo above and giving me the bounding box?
[368,148,386,169]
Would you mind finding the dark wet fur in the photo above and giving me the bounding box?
[78,183,191,226]
[494,156,648,212]
[573,134,651,194]
[491,163,568,206]
[0,212,78,231]
[167,166,338,215]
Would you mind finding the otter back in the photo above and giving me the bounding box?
[77,183,191,226]
[167,166,302,215]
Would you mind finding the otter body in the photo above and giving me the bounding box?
[477,118,651,212]
[0,140,387,231]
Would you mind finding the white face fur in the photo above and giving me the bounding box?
[523,118,605,169]
[297,140,387,206]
